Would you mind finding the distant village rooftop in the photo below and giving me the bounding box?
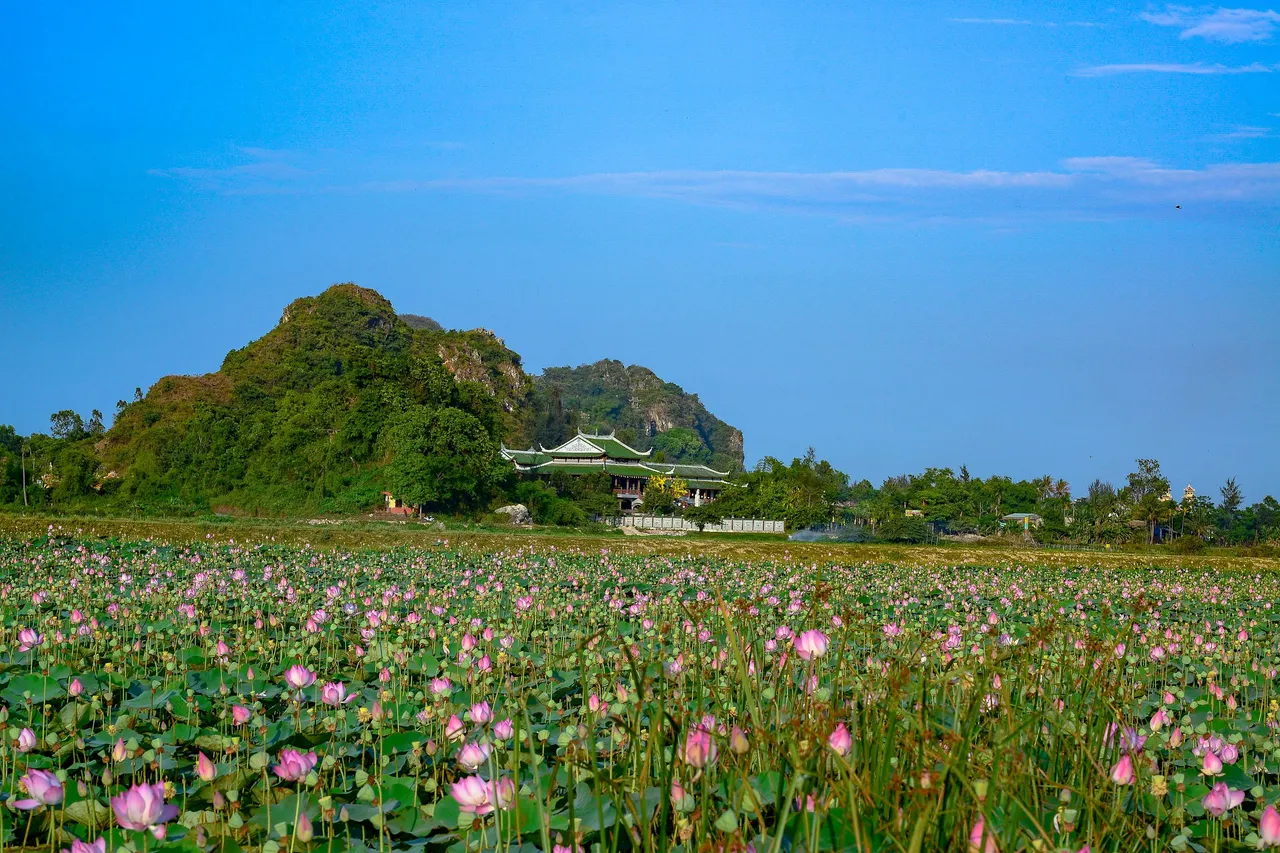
[502,429,731,511]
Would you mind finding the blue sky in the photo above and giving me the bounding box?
[2,1,1277,500]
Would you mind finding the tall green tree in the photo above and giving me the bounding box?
[385,406,504,512]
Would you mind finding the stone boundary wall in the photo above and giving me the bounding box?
[605,515,786,534]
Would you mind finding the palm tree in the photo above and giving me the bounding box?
[1133,492,1174,544]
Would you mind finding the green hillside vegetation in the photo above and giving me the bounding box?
[534,360,744,469]
[25,285,536,515]
[0,284,744,521]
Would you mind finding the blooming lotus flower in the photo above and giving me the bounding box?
[111,782,179,836]
[470,701,492,724]
[17,628,44,652]
[429,677,452,697]
[1201,782,1244,817]
[196,752,218,782]
[828,723,853,757]
[445,714,466,741]
[457,741,491,771]
[450,775,494,815]
[283,665,316,690]
[1260,805,1280,847]
[1219,742,1239,764]
[793,630,830,660]
[273,748,318,781]
[231,705,252,725]
[1201,750,1224,777]
[1109,754,1135,785]
[679,729,717,769]
[320,681,355,706]
[13,769,64,809]
[15,728,37,753]
[493,719,514,740]
[62,838,106,853]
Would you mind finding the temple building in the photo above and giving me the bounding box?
[501,430,732,512]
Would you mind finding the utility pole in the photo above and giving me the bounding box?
[21,442,29,507]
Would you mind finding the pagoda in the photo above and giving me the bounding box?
[501,430,731,512]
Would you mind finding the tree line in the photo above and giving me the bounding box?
[2,408,1276,548]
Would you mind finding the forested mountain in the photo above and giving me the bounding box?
[2,283,743,515]
[532,360,744,470]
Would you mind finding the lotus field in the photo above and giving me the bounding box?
[2,532,1280,853]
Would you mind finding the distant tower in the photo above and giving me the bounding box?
[1183,484,1195,504]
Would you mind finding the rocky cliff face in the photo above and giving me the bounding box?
[534,359,744,470]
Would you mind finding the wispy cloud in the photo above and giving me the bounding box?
[1074,61,1275,75]
[151,150,1280,223]
[949,16,1100,26]
[1216,124,1273,137]
[148,146,320,190]
[1141,5,1280,43]
[950,17,1038,25]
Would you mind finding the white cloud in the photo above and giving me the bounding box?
[151,151,1280,222]
[1217,125,1272,137]
[1074,61,1275,75]
[1141,6,1280,43]
[949,17,1038,25]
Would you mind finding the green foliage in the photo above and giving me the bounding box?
[385,406,503,511]
[715,448,847,529]
[652,427,711,463]
[536,359,743,469]
[683,502,724,531]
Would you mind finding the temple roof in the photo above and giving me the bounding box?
[501,430,731,484]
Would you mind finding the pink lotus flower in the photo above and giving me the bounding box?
[470,701,492,724]
[1109,754,1135,785]
[793,630,830,660]
[1201,750,1224,777]
[450,775,494,815]
[445,714,466,741]
[196,752,218,782]
[493,719,514,740]
[1260,804,1280,847]
[1201,782,1244,817]
[679,729,718,769]
[730,725,750,755]
[231,705,252,725]
[968,816,998,853]
[111,782,179,836]
[457,741,491,771]
[68,678,84,697]
[283,664,315,690]
[62,838,106,853]
[491,776,515,810]
[112,738,129,762]
[18,628,44,652]
[13,769,64,809]
[429,677,452,697]
[320,681,355,706]
[828,723,853,757]
[294,811,314,843]
[15,728,37,753]
[273,748,318,781]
